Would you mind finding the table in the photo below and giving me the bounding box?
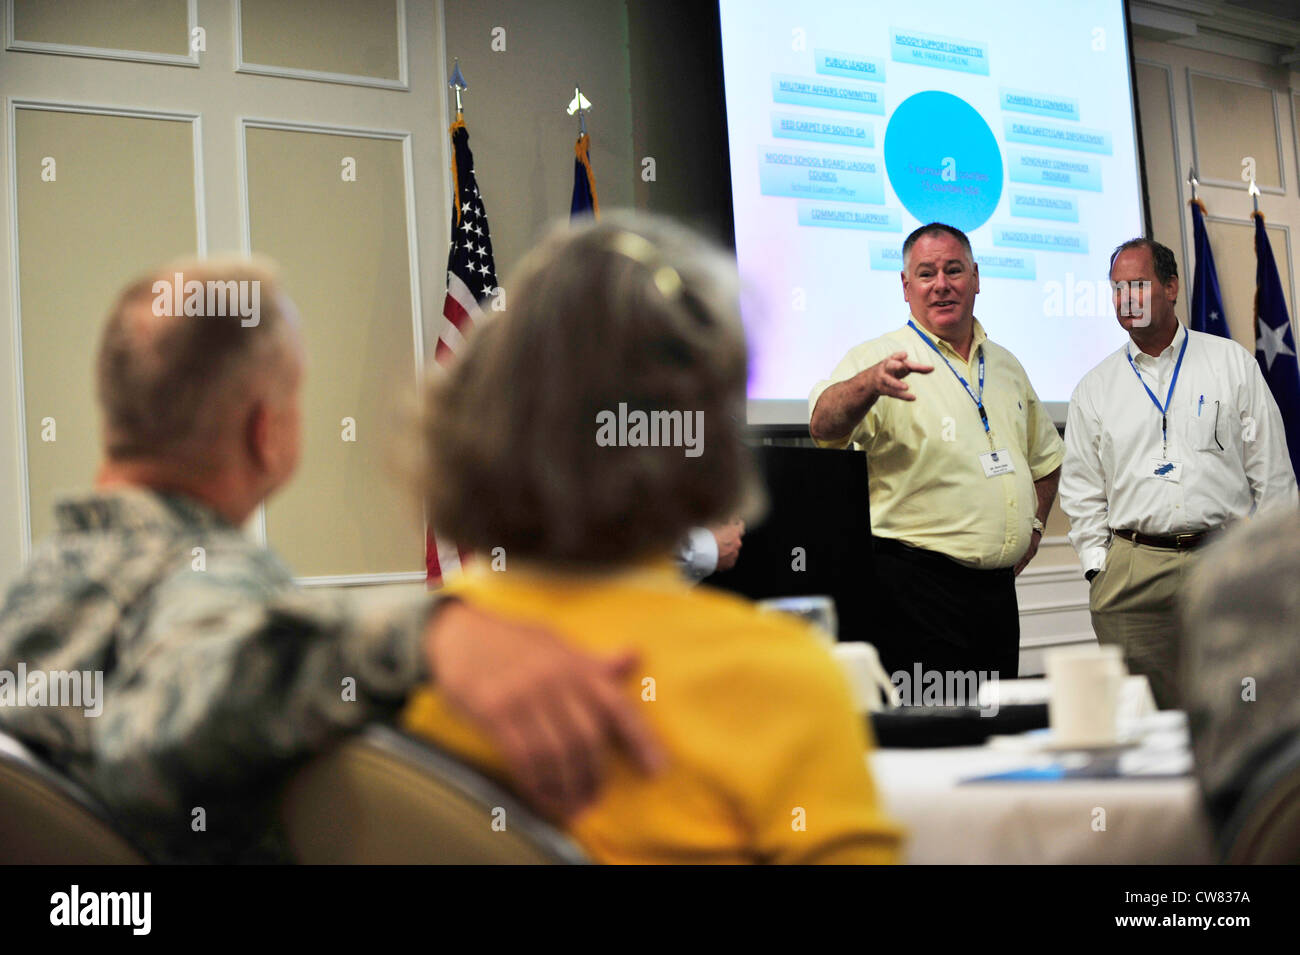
[868,716,1216,864]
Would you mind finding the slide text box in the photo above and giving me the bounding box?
[797,203,901,230]
[771,111,874,147]
[1007,149,1102,191]
[993,224,1090,254]
[758,145,885,203]
[890,29,989,75]
[771,73,885,114]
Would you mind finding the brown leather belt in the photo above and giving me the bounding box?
[1114,528,1212,550]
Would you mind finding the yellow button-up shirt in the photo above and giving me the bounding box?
[809,318,1065,569]
[402,562,901,865]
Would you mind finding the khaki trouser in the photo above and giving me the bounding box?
[1088,534,1201,710]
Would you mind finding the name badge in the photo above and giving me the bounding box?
[1146,458,1183,483]
[980,448,1016,477]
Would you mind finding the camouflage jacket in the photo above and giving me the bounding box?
[0,487,436,863]
[1180,506,1300,834]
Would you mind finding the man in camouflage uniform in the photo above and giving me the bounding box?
[0,258,659,863]
[1180,507,1300,842]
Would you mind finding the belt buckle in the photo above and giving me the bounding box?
[1173,532,1199,548]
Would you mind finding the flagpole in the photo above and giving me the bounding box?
[566,85,592,136]
[1187,166,1198,202]
[1249,176,1261,215]
[448,57,467,121]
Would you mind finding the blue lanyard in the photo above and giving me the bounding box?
[1126,330,1188,458]
[908,320,989,437]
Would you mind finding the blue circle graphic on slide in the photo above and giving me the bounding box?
[884,91,1003,233]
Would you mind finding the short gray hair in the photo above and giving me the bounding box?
[901,222,974,270]
[95,256,293,465]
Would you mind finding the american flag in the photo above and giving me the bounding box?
[435,118,498,363]
[427,117,498,586]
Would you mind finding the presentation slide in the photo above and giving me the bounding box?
[717,0,1144,425]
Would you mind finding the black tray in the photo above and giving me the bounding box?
[869,703,1050,749]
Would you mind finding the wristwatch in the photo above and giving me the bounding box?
[1031,517,1044,536]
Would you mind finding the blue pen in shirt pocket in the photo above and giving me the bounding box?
[1198,394,1204,416]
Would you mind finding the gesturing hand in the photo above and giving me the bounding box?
[863,350,933,401]
[425,601,665,820]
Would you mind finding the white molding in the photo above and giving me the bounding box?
[1017,598,1089,617]
[295,571,426,588]
[237,115,425,578]
[232,116,268,550]
[6,97,205,559]
[432,0,451,360]
[1020,629,1096,649]
[1131,1,1300,53]
[3,0,200,68]
[233,0,410,91]
[1135,58,1191,294]
[1186,68,1287,195]
[4,97,29,564]
[1203,213,1298,319]
[402,134,426,377]
[1291,91,1300,200]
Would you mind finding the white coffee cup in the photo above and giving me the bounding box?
[1045,644,1126,747]
[831,641,896,713]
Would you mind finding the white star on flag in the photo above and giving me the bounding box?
[1258,321,1297,371]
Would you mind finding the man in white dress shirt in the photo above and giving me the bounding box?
[1060,238,1298,709]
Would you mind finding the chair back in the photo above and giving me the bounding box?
[1221,732,1300,864]
[280,725,589,864]
[0,730,148,864]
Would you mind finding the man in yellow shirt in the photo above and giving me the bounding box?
[809,223,1064,689]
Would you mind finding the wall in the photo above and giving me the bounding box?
[0,0,447,589]
[440,0,635,278]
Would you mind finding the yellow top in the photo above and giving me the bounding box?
[809,318,1065,569]
[401,562,902,865]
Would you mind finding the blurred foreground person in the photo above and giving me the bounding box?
[404,213,901,864]
[1180,507,1300,841]
[0,257,659,863]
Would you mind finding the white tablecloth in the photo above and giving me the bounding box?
[869,740,1215,864]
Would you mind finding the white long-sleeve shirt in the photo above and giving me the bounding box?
[1060,322,1298,575]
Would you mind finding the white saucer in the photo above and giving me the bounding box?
[988,730,1141,754]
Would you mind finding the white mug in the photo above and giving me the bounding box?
[831,641,897,713]
[1045,644,1126,747]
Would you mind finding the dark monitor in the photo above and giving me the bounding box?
[705,444,877,646]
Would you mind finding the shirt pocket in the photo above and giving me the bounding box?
[1188,393,1230,453]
